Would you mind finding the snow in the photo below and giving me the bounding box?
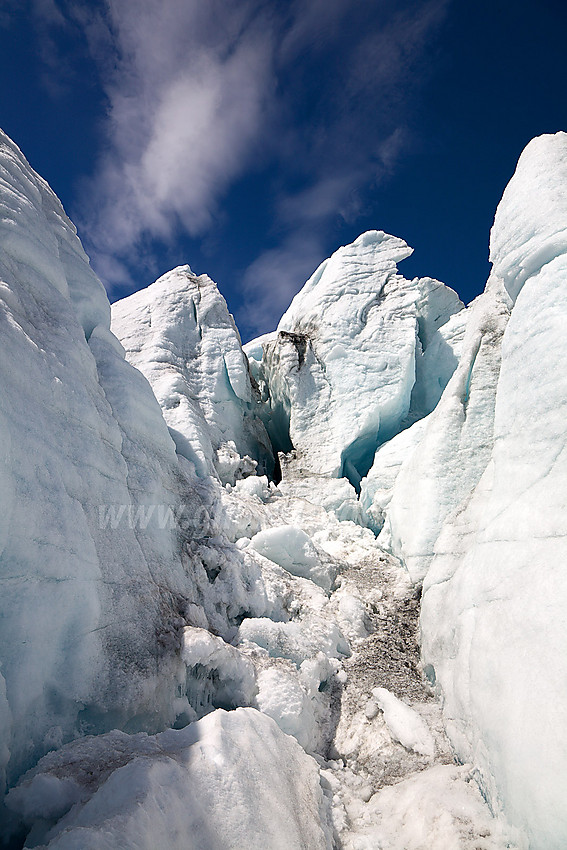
[7,708,333,850]
[238,615,350,667]
[111,267,273,483]
[254,666,319,751]
[340,764,525,850]
[371,687,435,758]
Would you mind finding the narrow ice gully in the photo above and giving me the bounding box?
[0,129,566,849]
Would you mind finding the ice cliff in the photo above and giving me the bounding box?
[1,126,566,850]
[0,130,272,842]
[111,267,274,484]
[245,232,464,489]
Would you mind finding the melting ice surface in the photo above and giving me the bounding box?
[1,128,567,849]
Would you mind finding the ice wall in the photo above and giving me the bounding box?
[0,130,264,836]
[247,231,464,488]
[111,268,274,484]
[417,132,567,848]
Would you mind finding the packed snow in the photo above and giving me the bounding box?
[7,709,332,850]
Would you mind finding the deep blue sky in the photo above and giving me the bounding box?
[1,0,566,340]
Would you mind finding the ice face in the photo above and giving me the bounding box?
[0,131,267,818]
[372,282,510,582]
[418,132,567,848]
[489,131,567,303]
[111,267,274,484]
[249,230,464,488]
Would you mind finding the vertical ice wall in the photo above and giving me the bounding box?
[415,133,567,848]
[246,231,464,488]
[0,130,264,826]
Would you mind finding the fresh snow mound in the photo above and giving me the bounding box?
[111,267,273,483]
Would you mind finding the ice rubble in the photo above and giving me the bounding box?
[111,266,273,484]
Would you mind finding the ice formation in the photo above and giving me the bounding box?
[245,231,464,488]
[1,125,566,850]
[418,132,567,849]
[111,266,273,483]
[0,130,270,841]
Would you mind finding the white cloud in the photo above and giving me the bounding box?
[32,0,449,318]
[68,0,275,280]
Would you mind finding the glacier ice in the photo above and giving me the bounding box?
[248,524,336,590]
[0,130,268,837]
[247,230,464,487]
[419,132,567,849]
[372,281,510,581]
[111,266,274,483]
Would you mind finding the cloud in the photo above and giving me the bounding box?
[61,0,274,284]
[238,232,327,340]
[30,0,449,319]
[234,0,448,334]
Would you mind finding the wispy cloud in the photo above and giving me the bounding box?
[238,232,326,338]
[234,0,448,335]
[31,0,449,327]
[65,0,275,284]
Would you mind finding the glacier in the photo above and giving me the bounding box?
[0,124,566,850]
[0,129,272,842]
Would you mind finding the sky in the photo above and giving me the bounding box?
[0,0,566,341]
